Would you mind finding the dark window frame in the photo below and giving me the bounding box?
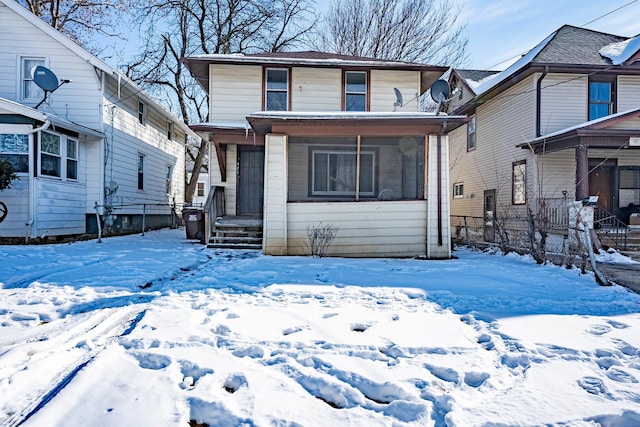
[137,153,145,190]
[308,145,378,198]
[343,70,369,112]
[264,67,290,111]
[588,75,616,121]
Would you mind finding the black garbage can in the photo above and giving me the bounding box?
[182,208,205,241]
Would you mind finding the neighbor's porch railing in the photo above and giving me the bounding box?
[594,206,629,250]
[202,186,225,245]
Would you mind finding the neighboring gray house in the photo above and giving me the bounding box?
[185,51,467,258]
[446,25,640,243]
[0,0,197,240]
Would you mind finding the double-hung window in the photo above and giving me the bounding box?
[21,57,45,101]
[137,154,144,190]
[512,160,526,205]
[589,76,615,120]
[619,167,640,208]
[166,165,172,194]
[453,182,464,199]
[138,100,146,125]
[265,68,288,111]
[40,131,61,177]
[66,139,78,180]
[467,115,476,151]
[197,182,205,197]
[312,149,375,196]
[344,71,367,111]
[0,133,29,173]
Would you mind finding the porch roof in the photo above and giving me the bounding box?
[246,111,468,136]
[519,107,640,154]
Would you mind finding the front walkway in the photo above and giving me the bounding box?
[599,251,640,294]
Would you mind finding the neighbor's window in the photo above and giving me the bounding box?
[453,182,464,199]
[138,100,146,125]
[467,115,476,151]
[137,153,144,190]
[619,167,640,208]
[589,76,615,120]
[40,131,61,177]
[0,133,29,173]
[312,149,375,196]
[166,165,172,194]
[512,160,526,205]
[21,57,45,101]
[344,71,367,111]
[66,139,77,180]
[197,182,205,197]
[167,121,173,140]
[265,68,288,111]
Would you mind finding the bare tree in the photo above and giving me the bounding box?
[317,0,468,66]
[127,0,317,203]
[16,0,131,54]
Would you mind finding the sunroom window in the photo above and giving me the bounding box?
[0,133,29,173]
[40,131,61,177]
[312,150,375,196]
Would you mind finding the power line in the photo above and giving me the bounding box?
[483,0,638,71]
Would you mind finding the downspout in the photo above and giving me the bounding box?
[25,119,51,240]
[536,66,549,137]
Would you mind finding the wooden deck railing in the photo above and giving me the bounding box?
[202,186,225,244]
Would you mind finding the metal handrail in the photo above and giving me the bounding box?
[594,206,628,250]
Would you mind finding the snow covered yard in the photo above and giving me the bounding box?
[1,229,640,426]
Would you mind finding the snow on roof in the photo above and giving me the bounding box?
[526,107,640,144]
[600,34,640,65]
[473,31,557,96]
[247,111,456,120]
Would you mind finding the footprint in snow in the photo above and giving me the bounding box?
[132,352,171,370]
[606,319,630,329]
[578,376,608,396]
[351,323,372,333]
[464,371,490,388]
[282,325,307,336]
[223,373,248,393]
[424,363,460,383]
[587,324,612,336]
[605,367,638,384]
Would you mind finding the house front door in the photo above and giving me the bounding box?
[588,159,615,214]
[483,189,496,242]
[237,146,265,216]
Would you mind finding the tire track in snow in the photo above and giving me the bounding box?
[2,306,147,427]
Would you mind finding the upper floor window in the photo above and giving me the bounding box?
[589,76,615,120]
[265,68,288,111]
[197,182,205,197]
[344,71,367,111]
[0,133,29,173]
[137,153,145,190]
[467,115,476,151]
[166,164,172,194]
[21,57,46,101]
[167,121,174,140]
[138,100,146,125]
[512,160,526,205]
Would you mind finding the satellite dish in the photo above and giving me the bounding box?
[430,79,451,103]
[32,66,59,92]
[30,66,72,109]
[393,88,404,108]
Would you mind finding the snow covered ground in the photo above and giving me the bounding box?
[1,228,640,426]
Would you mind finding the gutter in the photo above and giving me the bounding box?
[536,66,549,137]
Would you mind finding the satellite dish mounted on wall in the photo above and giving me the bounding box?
[430,79,451,103]
[32,65,72,109]
[392,87,419,111]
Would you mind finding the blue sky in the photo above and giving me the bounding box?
[454,0,640,69]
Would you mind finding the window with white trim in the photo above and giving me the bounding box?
[167,121,174,140]
[344,71,367,111]
[312,149,375,196]
[453,182,464,198]
[512,160,526,205]
[137,153,144,190]
[0,133,29,173]
[66,139,77,180]
[467,115,476,151]
[21,57,45,101]
[197,182,205,197]
[138,100,146,125]
[265,68,288,111]
[40,131,61,177]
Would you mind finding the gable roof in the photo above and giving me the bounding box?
[184,51,447,95]
[453,25,640,114]
[450,69,500,96]
[0,0,198,140]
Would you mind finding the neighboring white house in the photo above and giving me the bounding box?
[184,51,467,258]
[446,25,640,245]
[0,0,198,240]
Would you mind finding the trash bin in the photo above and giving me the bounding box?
[182,208,204,241]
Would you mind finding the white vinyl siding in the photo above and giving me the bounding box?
[370,70,419,112]
[0,6,102,128]
[286,201,427,257]
[209,64,262,121]
[539,73,587,134]
[263,134,288,255]
[291,68,341,111]
[617,75,640,111]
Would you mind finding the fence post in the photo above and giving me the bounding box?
[94,202,102,243]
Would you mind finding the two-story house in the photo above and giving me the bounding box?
[0,0,198,241]
[446,25,640,245]
[184,51,467,258]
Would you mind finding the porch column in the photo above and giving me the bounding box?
[263,134,288,255]
[575,145,589,201]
